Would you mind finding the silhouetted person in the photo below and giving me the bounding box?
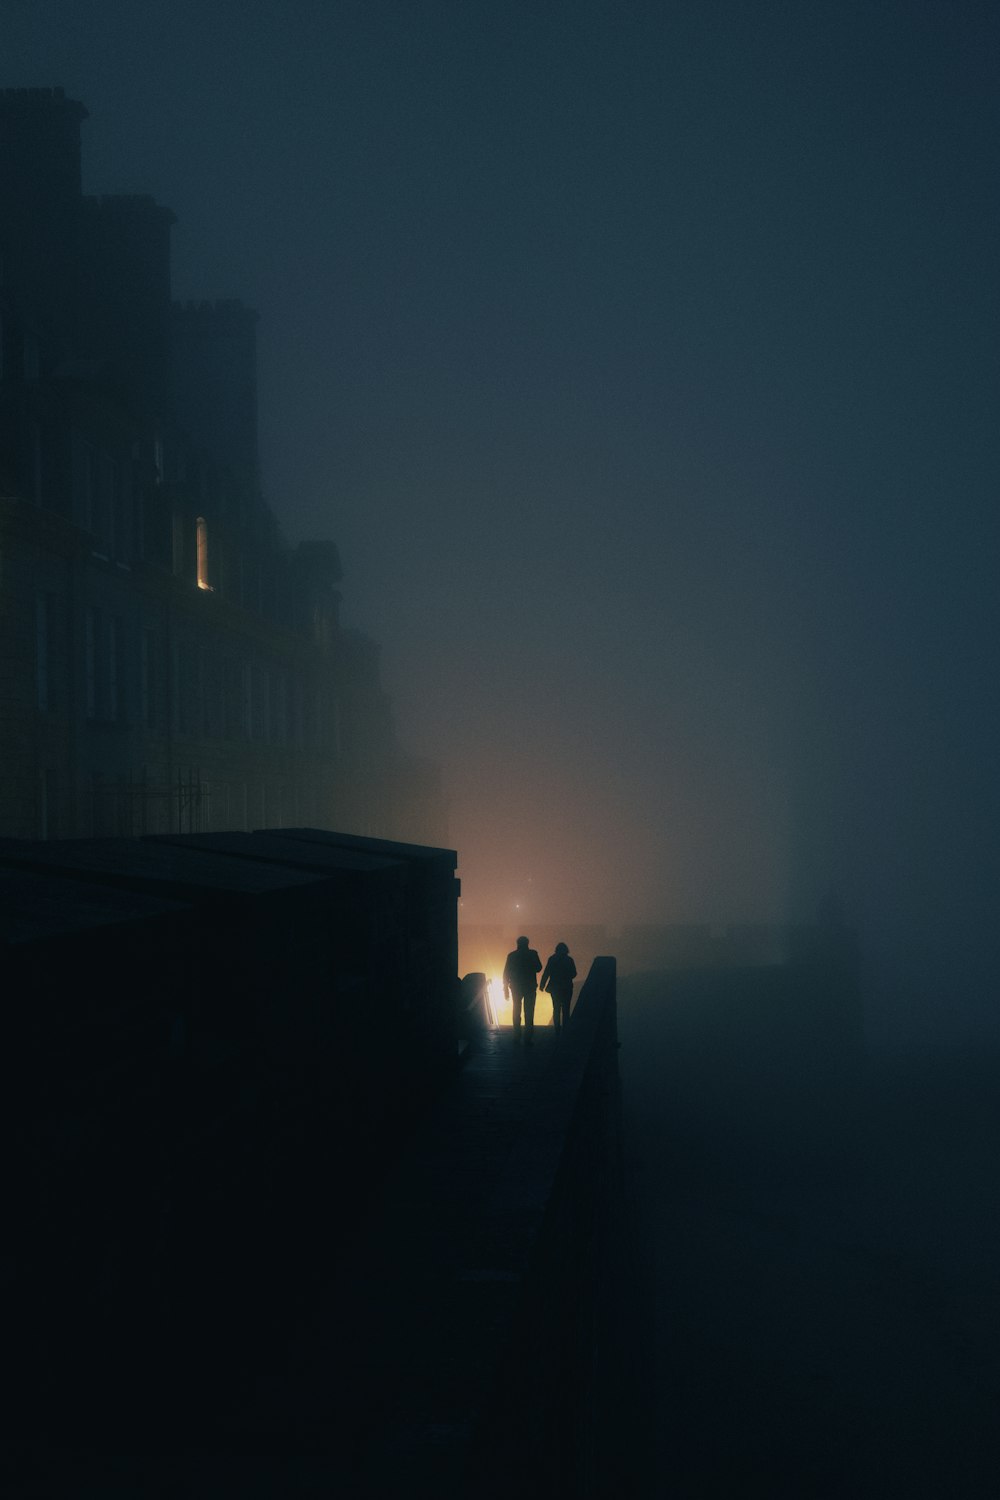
[541,942,577,1030]
[503,935,542,1043]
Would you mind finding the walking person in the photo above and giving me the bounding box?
[541,942,577,1031]
[503,935,542,1044]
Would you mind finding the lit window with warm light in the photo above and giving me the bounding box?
[196,516,212,590]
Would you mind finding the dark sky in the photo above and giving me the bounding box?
[8,2,999,1029]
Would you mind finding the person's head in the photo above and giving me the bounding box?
[555,942,569,956]
[516,935,529,949]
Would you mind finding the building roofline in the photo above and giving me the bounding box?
[0,86,88,122]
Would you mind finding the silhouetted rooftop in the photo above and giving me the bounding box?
[0,864,185,944]
[147,830,402,876]
[272,825,457,865]
[0,836,324,903]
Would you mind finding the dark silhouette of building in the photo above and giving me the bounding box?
[0,87,444,844]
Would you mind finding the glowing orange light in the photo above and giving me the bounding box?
[196,516,213,591]
[486,977,505,1027]
[485,976,553,1029]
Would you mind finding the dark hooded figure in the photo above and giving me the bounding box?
[541,942,577,1030]
[503,935,542,1042]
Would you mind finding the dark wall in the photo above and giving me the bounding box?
[0,827,459,1451]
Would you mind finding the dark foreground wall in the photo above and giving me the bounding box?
[1,842,636,1497]
[0,827,460,1465]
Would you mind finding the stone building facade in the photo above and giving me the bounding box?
[0,88,444,844]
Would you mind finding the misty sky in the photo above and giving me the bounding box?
[7,2,999,1024]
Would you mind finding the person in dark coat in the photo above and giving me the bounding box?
[503,935,542,1042]
[541,942,577,1030]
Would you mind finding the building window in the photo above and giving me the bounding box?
[84,445,101,537]
[258,668,270,742]
[222,658,238,739]
[132,485,145,562]
[303,687,317,744]
[272,670,284,743]
[109,457,128,562]
[39,769,57,839]
[172,512,185,576]
[31,422,43,506]
[35,592,51,710]
[141,630,157,729]
[106,458,118,560]
[84,606,99,719]
[175,640,191,735]
[289,673,300,745]
[194,645,206,736]
[196,516,212,590]
[241,661,252,738]
[108,616,122,722]
[170,638,180,734]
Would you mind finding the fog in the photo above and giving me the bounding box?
[9,0,998,1049]
[619,965,1000,1495]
